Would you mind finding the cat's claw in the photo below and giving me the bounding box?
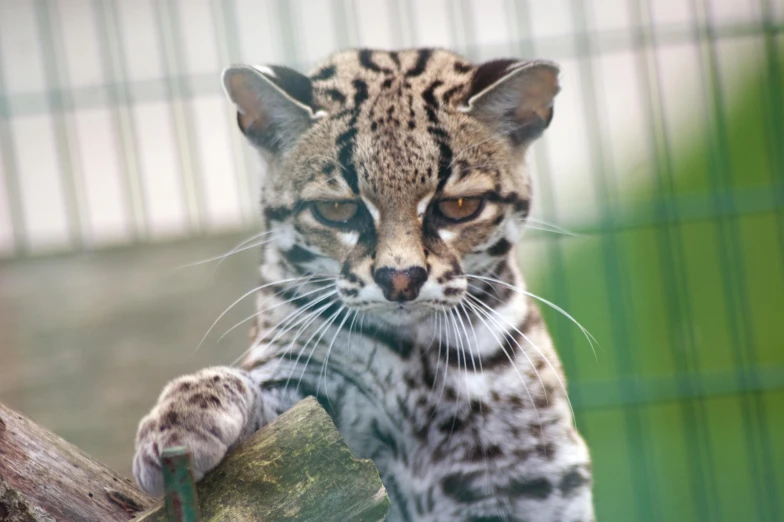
[132,367,260,496]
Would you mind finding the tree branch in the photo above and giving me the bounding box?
[0,397,389,521]
[136,396,391,522]
[0,402,155,521]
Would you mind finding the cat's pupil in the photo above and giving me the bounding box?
[437,197,483,221]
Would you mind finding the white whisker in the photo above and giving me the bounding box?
[459,302,483,380]
[217,279,334,343]
[466,274,598,360]
[176,230,278,270]
[461,297,542,427]
[195,276,314,353]
[319,308,354,408]
[526,217,582,237]
[347,308,360,358]
[275,300,338,384]
[429,306,450,421]
[265,292,337,351]
[230,289,336,366]
[295,304,345,393]
[465,293,575,425]
[431,310,444,395]
[446,308,466,439]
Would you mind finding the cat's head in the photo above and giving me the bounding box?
[223,49,558,326]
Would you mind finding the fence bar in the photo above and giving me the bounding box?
[161,446,201,522]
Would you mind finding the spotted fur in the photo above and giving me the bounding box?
[133,49,594,521]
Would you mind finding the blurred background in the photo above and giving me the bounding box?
[0,0,782,520]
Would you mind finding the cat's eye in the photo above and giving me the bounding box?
[312,200,359,226]
[436,197,485,223]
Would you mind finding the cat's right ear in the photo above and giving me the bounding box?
[222,64,324,153]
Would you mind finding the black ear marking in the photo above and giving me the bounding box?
[469,59,520,98]
[222,64,322,153]
[266,65,316,108]
[463,59,560,147]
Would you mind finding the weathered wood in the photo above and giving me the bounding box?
[138,397,390,522]
[0,397,389,521]
[0,402,155,521]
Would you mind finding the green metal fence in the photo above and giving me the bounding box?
[0,1,782,521]
[521,2,784,521]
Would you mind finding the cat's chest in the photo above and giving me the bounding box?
[316,344,490,471]
[325,378,445,499]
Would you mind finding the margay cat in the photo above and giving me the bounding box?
[133,48,594,521]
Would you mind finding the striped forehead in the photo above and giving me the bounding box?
[301,120,507,206]
[299,161,355,200]
[309,49,474,113]
[354,127,441,199]
[298,48,516,207]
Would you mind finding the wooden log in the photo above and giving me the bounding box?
[0,402,155,521]
[137,396,390,522]
[0,397,389,521]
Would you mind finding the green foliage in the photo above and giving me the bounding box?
[524,39,784,522]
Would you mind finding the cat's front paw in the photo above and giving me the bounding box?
[132,367,260,496]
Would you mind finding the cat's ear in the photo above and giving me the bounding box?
[461,59,559,147]
[222,64,323,153]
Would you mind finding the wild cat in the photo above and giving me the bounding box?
[133,48,594,521]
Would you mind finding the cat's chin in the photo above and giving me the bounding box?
[364,303,432,327]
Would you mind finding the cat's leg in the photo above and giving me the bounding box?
[505,440,594,522]
[506,463,594,522]
[554,478,595,522]
[506,472,594,522]
[132,365,300,495]
[426,461,594,522]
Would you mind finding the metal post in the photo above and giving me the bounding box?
[161,446,201,522]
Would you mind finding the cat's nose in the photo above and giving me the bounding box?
[373,266,428,302]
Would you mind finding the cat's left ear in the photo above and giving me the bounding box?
[461,59,560,147]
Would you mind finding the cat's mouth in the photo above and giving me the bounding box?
[374,304,430,326]
[346,297,463,327]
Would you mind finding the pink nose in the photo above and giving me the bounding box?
[373,266,427,302]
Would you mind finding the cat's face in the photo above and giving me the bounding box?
[270,113,528,325]
[224,50,558,326]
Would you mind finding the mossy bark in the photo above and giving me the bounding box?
[137,396,390,521]
[0,397,389,521]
